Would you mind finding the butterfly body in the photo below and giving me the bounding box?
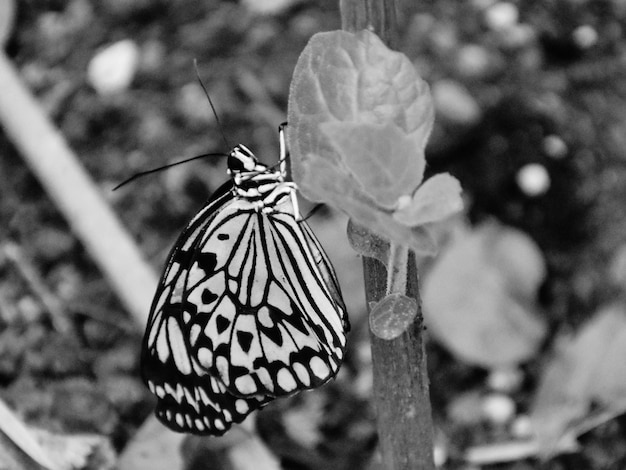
[142,127,349,435]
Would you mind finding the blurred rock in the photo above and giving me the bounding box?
[542,135,568,159]
[487,367,523,393]
[484,2,519,31]
[87,40,139,95]
[175,82,214,128]
[48,263,81,303]
[32,227,75,262]
[456,44,497,78]
[511,414,533,438]
[481,393,516,425]
[433,432,448,467]
[572,24,598,49]
[16,296,44,324]
[242,0,298,15]
[500,23,536,49]
[432,80,481,126]
[430,21,458,55]
[138,39,166,75]
[516,163,551,197]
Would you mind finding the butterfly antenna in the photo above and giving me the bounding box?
[194,59,230,150]
[113,152,227,190]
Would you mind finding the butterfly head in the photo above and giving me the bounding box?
[227,145,265,175]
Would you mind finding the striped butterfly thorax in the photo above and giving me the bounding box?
[141,124,349,435]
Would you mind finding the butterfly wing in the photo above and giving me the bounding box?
[185,196,349,398]
[142,183,349,435]
[142,182,271,435]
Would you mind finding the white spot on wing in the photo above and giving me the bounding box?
[175,413,184,427]
[155,328,170,363]
[292,362,311,386]
[234,375,257,394]
[235,399,249,414]
[309,357,330,380]
[189,324,201,346]
[277,368,297,392]
[258,307,273,328]
[197,347,213,368]
[167,317,192,375]
[175,383,185,403]
[215,356,229,379]
[198,387,212,407]
[195,419,205,431]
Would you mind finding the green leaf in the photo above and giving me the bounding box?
[288,29,456,253]
[422,221,547,366]
[531,304,626,456]
[289,29,434,190]
[393,173,464,226]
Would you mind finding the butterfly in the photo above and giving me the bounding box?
[141,123,349,435]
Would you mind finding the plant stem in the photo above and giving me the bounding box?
[364,256,434,469]
[339,1,436,469]
[340,0,398,48]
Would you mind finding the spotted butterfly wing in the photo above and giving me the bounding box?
[142,126,349,435]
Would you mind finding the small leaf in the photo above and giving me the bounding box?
[393,173,464,226]
[369,293,418,340]
[422,221,547,366]
[346,219,390,265]
[301,156,439,255]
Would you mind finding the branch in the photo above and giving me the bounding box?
[339,1,436,469]
[0,51,157,328]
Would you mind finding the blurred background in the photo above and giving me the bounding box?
[2,0,626,469]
